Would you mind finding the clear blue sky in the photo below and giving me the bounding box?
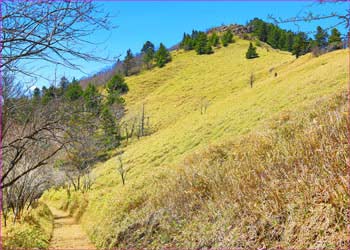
[27,1,348,88]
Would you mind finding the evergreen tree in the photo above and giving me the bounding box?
[141,41,155,69]
[250,18,314,54]
[71,77,78,84]
[259,22,268,42]
[123,49,135,76]
[267,26,280,48]
[204,42,213,54]
[191,30,200,40]
[195,32,213,54]
[250,18,268,42]
[329,28,342,44]
[59,76,69,91]
[155,43,171,67]
[106,74,128,94]
[83,83,102,112]
[180,33,194,50]
[221,30,234,47]
[278,32,286,50]
[64,81,83,101]
[246,42,259,59]
[32,87,41,104]
[292,32,309,58]
[41,86,48,96]
[329,28,342,50]
[315,26,328,48]
[209,32,220,47]
[284,32,294,52]
[100,106,119,149]
[42,85,56,104]
[33,87,41,99]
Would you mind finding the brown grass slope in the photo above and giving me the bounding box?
[113,92,349,249]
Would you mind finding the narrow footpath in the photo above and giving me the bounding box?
[49,207,96,250]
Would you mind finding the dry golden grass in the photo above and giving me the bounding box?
[149,93,348,249]
[45,39,348,248]
[2,202,54,249]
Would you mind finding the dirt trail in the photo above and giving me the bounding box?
[49,207,96,250]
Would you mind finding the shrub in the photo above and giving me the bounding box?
[246,42,259,59]
[106,74,128,94]
[221,30,234,47]
[3,203,54,249]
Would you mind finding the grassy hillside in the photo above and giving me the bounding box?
[45,38,347,248]
[3,202,54,249]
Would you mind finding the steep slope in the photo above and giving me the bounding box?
[46,39,347,248]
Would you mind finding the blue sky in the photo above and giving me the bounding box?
[26,1,348,88]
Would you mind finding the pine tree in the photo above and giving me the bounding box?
[273,28,281,48]
[205,42,213,54]
[195,32,212,54]
[180,33,194,50]
[155,43,171,67]
[32,87,41,104]
[221,30,234,47]
[106,74,128,95]
[259,22,268,42]
[292,32,308,58]
[59,76,69,91]
[180,33,187,49]
[246,42,259,59]
[315,26,328,48]
[33,87,41,98]
[41,86,48,95]
[329,28,341,44]
[64,81,83,101]
[267,26,280,48]
[191,30,200,40]
[209,32,220,47]
[123,49,135,76]
[278,32,286,50]
[284,32,294,52]
[42,85,57,104]
[250,18,268,42]
[100,106,119,149]
[328,28,342,50]
[141,41,155,69]
[83,83,102,112]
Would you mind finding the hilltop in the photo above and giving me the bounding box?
[43,36,347,249]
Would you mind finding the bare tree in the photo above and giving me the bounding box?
[268,2,349,32]
[139,104,146,138]
[249,72,255,88]
[1,0,114,193]
[2,152,56,225]
[59,101,103,191]
[137,104,151,139]
[123,117,137,144]
[117,156,128,185]
[1,0,114,77]
[1,84,68,189]
[200,97,210,115]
